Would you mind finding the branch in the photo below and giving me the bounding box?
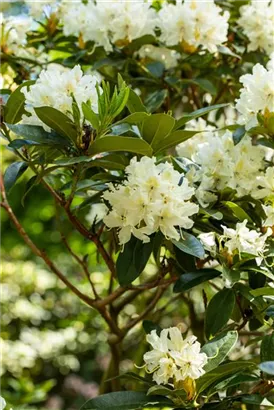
[0,174,95,308]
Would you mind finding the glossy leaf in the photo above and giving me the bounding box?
[141,113,175,145]
[202,331,238,372]
[5,80,35,124]
[172,231,205,259]
[7,123,70,146]
[175,104,229,130]
[89,136,153,156]
[260,332,274,362]
[116,237,153,285]
[34,107,77,141]
[205,288,236,339]
[259,361,274,375]
[154,130,198,153]
[114,112,150,126]
[143,320,162,336]
[145,89,168,113]
[82,103,100,130]
[4,161,28,193]
[81,391,173,410]
[233,126,246,145]
[174,269,221,293]
[127,89,147,113]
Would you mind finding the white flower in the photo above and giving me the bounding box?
[177,118,216,160]
[198,232,217,256]
[267,52,274,71]
[238,0,274,56]
[0,13,34,55]
[137,45,180,69]
[143,327,207,385]
[185,131,267,207]
[262,203,274,227]
[103,157,199,245]
[22,64,99,130]
[236,63,274,130]
[252,167,274,199]
[157,0,229,53]
[0,397,6,410]
[221,220,271,261]
[61,0,157,52]
[25,0,59,19]
[86,203,108,225]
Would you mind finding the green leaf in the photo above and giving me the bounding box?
[175,104,229,130]
[7,123,70,146]
[114,112,150,126]
[193,78,217,95]
[259,361,274,375]
[143,320,162,335]
[196,361,256,396]
[117,237,153,286]
[172,231,205,259]
[146,62,165,78]
[233,126,246,145]
[153,130,198,153]
[205,289,236,339]
[202,331,238,372]
[127,89,147,113]
[81,391,173,410]
[5,80,35,124]
[266,305,274,318]
[142,113,175,146]
[82,103,100,130]
[89,136,153,156]
[34,107,77,142]
[250,287,274,297]
[221,201,252,223]
[174,269,221,293]
[261,332,274,362]
[145,89,168,113]
[4,161,28,193]
[147,385,173,397]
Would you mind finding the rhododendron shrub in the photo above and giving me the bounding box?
[1,1,274,410]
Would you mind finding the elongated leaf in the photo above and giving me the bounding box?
[7,123,70,146]
[233,126,246,145]
[205,288,236,339]
[114,112,150,126]
[172,232,205,259]
[89,136,153,156]
[259,361,274,375]
[196,361,256,396]
[202,331,238,372]
[82,103,99,129]
[221,201,252,222]
[4,161,28,193]
[261,332,274,362]
[127,89,147,113]
[145,89,168,113]
[5,80,35,124]
[250,287,274,297]
[117,237,153,285]
[142,113,175,147]
[175,104,229,130]
[81,391,173,410]
[174,269,221,293]
[34,107,77,141]
[154,130,198,153]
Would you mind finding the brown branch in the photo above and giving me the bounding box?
[0,175,95,308]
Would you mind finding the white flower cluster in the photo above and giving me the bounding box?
[184,131,269,207]
[0,13,34,56]
[236,63,274,130]
[238,0,274,56]
[61,0,157,52]
[22,64,99,129]
[144,327,207,385]
[103,157,199,245]
[199,220,272,265]
[157,0,229,53]
[262,203,274,227]
[137,45,180,70]
[25,0,60,19]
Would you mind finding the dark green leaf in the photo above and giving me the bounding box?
[205,288,236,339]
[89,136,153,156]
[116,237,153,285]
[81,391,173,410]
[143,320,162,335]
[194,79,217,95]
[7,123,70,146]
[174,269,221,293]
[82,103,100,129]
[265,305,274,318]
[172,231,205,259]
[202,331,238,372]
[154,130,198,153]
[142,113,175,146]
[34,107,77,142]
[114,112,150,126]
[4,161,28,193]
[146,62,165,78]
[261,332,274,362]
[233,126,246,145]
[175,104,229,130]
[145,89,168,113]
[127,89,147,113]
[5,80,35,124]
